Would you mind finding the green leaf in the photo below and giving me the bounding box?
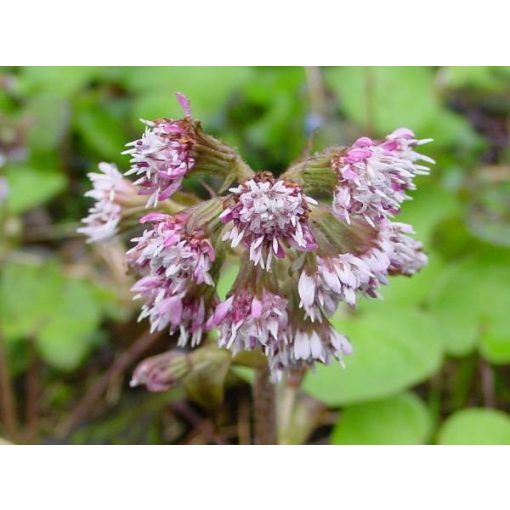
[325,67,479,150]
[4,165,66,214]
[398,184,460,246]
[331,392,431,445]
[428,256,510,357]
[326,67,437,136]
[127,67,253,124]
[440,67,510,92]
[438,409,510,445]
[24,93,70,151]
[0,260,101,370]
[36,278,100,370]
[0,261,63,340]
[303,307,443,406]
[74,104,127,164]
[19,67,99,98]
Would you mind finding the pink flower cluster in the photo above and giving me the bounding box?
[128,212,216,347]
[78,162,137,243]
[332,128,434,226]
[208,287,352,380]
[123,114,195,207]
[298,220,427,322]
[220,172,317,270]
[78,92,433,382]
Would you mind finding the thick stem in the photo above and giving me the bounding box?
[277,367,307,444]
[252,364,276,445]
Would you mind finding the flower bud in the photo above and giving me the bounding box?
[130,350,192,392]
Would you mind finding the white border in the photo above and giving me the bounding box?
[1,0,508,64]
[0,446,508,509]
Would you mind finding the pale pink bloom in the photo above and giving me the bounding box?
[128,213,215,288]
[333,129,434,225]
[386,222,428,276]
[298,219,427,320]
[131,274,214,347]
[210,288,289,358]
[220,173,317,270]
[298,254,376,321]
[123,116,195,208]
[78,162,136,243]
[128,212,216,346]
[287,321,353,367]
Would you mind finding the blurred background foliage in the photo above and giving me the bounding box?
[0,66,510,444]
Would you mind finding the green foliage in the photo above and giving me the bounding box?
[438,409,510,445]
[0,260,108,370]
[428,255,510,358]
[126,67,254,125]
[4,164,66,214]
[331,392,431,445]
[303,308,443,406]
[325,66,482,151]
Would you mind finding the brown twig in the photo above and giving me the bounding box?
[0,327,17,441]
[170,400,225,445]
[56,329,162,438]
[24,339,40,443]
[480,357,496,408]
[253,364,276,445]
[237,391,251,445]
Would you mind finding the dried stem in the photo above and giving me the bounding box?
[252,363,276,445]
[24,339,40,443]
[57,329,162,438]
[0,327,17,440]
[480,357,496,408]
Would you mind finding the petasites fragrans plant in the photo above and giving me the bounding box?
[79,93,432,390]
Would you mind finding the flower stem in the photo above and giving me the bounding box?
[253,364,276,445]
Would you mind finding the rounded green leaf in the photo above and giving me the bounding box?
[429,256,510,357]
[331,392,431,445]
[438,409,510,445]
[36,279,101,370]
[303,307,442,406]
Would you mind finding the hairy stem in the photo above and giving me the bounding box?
[253,363,276,445]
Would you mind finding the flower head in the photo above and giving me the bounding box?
[386,222,428,276]
[220,172,317,270]
[127,212,215,287]
[210,287,289,359]
[123,97,196,207]
[332,129,434,225]
[131,274,216,347]
[298,219,427,321]
[78,162,137,243]
[128,212,217,346]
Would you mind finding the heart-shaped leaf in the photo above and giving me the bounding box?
[331,392,431,445]
[303,307,443,406]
